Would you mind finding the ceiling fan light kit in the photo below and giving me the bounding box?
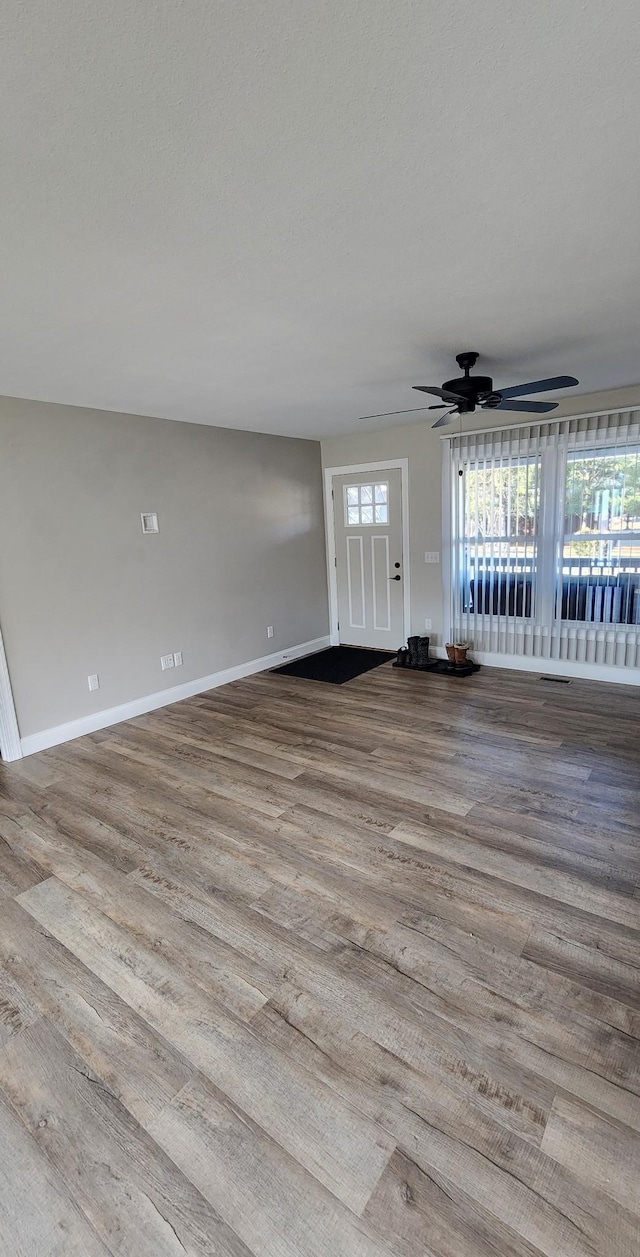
[358,352,578,428]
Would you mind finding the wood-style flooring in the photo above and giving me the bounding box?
[0,660,639,1256]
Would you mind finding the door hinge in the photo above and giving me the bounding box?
[334,556,337,566]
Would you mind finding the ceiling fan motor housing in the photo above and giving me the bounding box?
[443,373,494,412]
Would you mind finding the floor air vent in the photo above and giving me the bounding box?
[540,676,572,684]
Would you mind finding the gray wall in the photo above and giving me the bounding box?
[322,384,640,647]
[0,396,328,737]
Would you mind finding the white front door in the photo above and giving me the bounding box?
[332,467,405,649]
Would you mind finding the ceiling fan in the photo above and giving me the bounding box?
[359,352,578,428]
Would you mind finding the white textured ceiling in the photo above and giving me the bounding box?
[2,1,640,438]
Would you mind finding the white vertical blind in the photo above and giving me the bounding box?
[444,410,640,668]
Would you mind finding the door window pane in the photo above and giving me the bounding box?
[343,482,389,525]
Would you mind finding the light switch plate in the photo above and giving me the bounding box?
[267,626,274,639]
[161,654,175,670]
[425,551,440,564]
[173,651,183,667]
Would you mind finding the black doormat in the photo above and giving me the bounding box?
[272,646,396,685]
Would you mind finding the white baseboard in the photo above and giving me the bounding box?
[19,635,331,758]
[440,646,640,687]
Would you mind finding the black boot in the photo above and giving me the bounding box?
[417,636,431,668]
[407,636,421,668]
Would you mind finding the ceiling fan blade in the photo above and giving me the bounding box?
[498,375,578,399]
[357,405,439,421]
[413,385,466,403]
[493,399,558,413]
[432,410,458,428]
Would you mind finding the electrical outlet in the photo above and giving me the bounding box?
[266,626,274,639]
[173,651,183,667]
[424,618,432,631]
[87,674,100,692]
[425,551,440,564]
[160,654,175,670]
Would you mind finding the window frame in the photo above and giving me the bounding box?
[453,439,640,630]
[559,443,640,627]
[459,454,541,621]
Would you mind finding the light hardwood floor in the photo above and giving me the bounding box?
[0,660,639,1256]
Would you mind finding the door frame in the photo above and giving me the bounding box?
[323,459,410,647]
[0,622,22,760]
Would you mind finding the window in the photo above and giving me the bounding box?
[344,482,388,525]
[446,413,640,667]
[463,460,540,617]
[460,446,640,624]
[562,448,640,622]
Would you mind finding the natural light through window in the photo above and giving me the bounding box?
[463,460,540,616]
[562,447,640,623]
[452,430,640,635]
[345,483,388,525]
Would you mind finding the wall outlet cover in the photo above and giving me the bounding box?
[424,618,432,631]
[87,674,100,691]
[160,654,175,670]
[173,651,183,667]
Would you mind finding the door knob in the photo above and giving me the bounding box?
[389,574,401,581]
